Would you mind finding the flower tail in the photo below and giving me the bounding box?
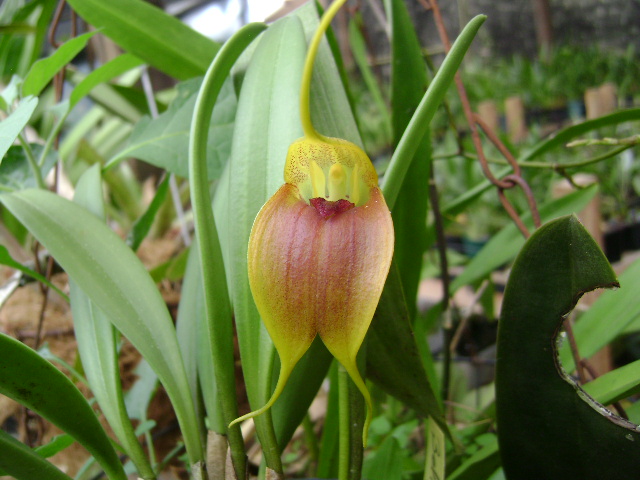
[342,359,373,447]
[228,360,295,429]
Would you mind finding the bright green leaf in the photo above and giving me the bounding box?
[0,96,37,163]
[65,0,219,80]
[22,31,97,97]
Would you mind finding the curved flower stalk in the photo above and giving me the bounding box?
[229,0,394,445]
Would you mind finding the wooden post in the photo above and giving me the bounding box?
[477,100,500,134]
[505,96,527,143]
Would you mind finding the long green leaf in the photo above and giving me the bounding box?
[71,165,154,479]
[0,189,204,465]
[366,263,448,435]
[213,16,305,471]
[583,359,640,406]
[385,0,431,320]
[0,96,37,162]
[450,184,598,292]
[65,0,218,80]
[0,333,126,480]
[0,430,73,480]
[22,31,97,97]
[382,15,486,209]
[189,21,267,478]
[496,215,640,479]
[70,53,144,109]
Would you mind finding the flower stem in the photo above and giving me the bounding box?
[300,0,348,140]
[338,364,351,480]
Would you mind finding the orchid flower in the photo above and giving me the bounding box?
[229,0,394,445]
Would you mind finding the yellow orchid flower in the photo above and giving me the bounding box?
[229,0,394,445]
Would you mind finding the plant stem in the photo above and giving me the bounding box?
[189,22,267,477]
[17,134,45,189]
[299,0,348,140]
[338,365,351,480]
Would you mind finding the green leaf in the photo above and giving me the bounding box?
[108,78,235,179]
[0,188,203,464]
[385,0,431,320]
[382,15,486,209]
[447,435,500,480]
[1,143,56,190]
[367,263,448,436]
[70,53,144,110]
[22,31,97,97]
[347,13,391,142]
[71,165,154,479]
[0,96,37,163]
[450,184,599,292]
[34,434,75,459]
[559,256,640,371]
[0,244,67,301]
[496,215,640,479]
[0,430,73,480]
[583,359,640,406]
[188,21,268,478]
[65,0,219,80]
[361,436,403,480]
[0,333,127,480]
[127,174,169,251]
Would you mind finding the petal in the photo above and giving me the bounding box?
[240,183,393,442]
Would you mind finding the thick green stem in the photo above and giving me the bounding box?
[338,365,351,480]
[188,22,267,479]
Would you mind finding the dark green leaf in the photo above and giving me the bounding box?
[0,333,126,480]
[127,174,169,251]
[367,263,448,436]
[386,0,431,320]
[0,430,73,480]
[447,435,500,480]
[65,0,218,80]
[496,215,640,479]
[22,31,97,97]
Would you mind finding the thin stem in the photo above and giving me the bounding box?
[17,134,46,189]
[338,365,351,480]
[189,21,267,478]
[300,0,348,140]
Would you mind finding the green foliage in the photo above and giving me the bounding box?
[0,1,638,479]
